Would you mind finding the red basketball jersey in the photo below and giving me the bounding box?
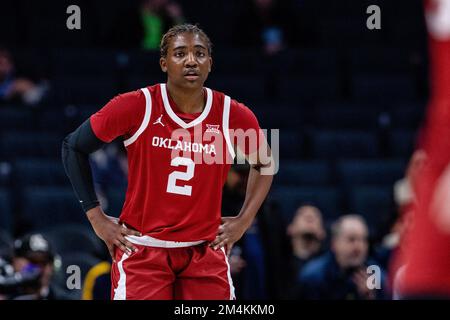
[395,0,450,296]
[90,83,263,242]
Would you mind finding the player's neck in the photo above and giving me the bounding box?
[166,82,205,114]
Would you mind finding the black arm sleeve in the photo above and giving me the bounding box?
[62,119,106,212]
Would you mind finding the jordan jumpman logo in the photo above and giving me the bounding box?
[153,114,165,126]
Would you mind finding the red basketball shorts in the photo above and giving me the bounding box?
[110,235,235,300]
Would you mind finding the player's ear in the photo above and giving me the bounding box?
[160,57,167,73]
[208,57,212,73]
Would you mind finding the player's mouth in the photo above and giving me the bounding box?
[184,70,200,81]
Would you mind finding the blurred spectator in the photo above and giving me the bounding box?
[0,256,41,300]
[108,0,184,49]
[283,205,326,298]
[8,234,58,299]
[140,0,184,49]
[0,48,48,106]
[288,205,326,266]
[234,0,298,55]
[298,215,386,300]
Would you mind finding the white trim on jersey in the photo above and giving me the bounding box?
[113,252,130,300]
[123,87,152,147]
[221,247,236,300]
[222,95,236,160]
[160,83,213,129]
[125,234,205,248]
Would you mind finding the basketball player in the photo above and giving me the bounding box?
[393,0,450,298]
[62,24,275,300]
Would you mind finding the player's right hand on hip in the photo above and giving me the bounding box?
[86,207,142,262]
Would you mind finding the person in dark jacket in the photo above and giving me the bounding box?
[282,205,326,299]
[298,215,386,300]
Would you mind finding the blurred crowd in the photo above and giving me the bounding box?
[220,163,413,300]
[0,233,59,299]
[0,48,49,107]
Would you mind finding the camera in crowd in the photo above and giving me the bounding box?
[0,233,55,300]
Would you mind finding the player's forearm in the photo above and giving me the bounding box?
[237,165,274,227]
[62,119,105,212]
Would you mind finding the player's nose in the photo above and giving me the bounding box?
[185,52,197,67]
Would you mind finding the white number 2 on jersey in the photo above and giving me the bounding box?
[166,157,195,196]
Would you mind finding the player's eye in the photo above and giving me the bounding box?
[175,51,185,57]
[196,51,206,57]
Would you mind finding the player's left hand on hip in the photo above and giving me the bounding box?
[210,216,248,255]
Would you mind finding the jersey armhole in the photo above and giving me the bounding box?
[123,87,152,147]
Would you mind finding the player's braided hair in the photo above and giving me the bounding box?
[160,24,212,58]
